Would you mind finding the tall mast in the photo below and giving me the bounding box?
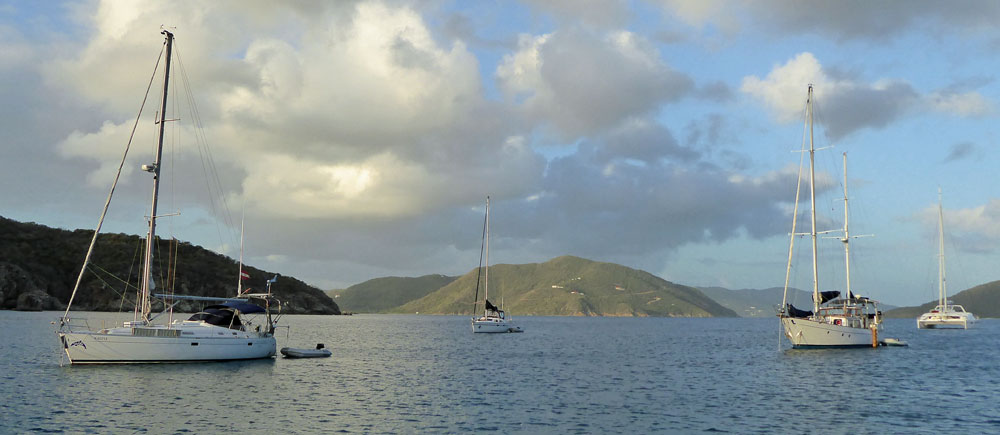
[938,188,947,309]
[807,85,820,314]
[484,196,490,306]
[841,152,852,301]
[139,30,173,322]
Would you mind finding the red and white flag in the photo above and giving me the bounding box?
[240,271,250,280]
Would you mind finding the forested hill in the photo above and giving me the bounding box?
[394,255,737,317]
[329,274,457,313]
[0,216,339,314]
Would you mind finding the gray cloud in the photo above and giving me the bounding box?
[661,0,1000,42]
[521,0,631,29]
[818,82,919,140]
[498,27,694,139]
[586,117,699,164]
[696,81,734,102]
[944,142,976,163]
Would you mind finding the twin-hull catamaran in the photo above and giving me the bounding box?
[56,30,279,364]
[471,196,522,333]
[778,85,883,349]
[917,190,976,329]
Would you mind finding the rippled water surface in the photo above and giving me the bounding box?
[3,311,1000,433]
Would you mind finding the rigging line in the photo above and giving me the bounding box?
[61,42,167,322]
[175,47,236,250]
[86,267,137,306]
[167,53,178,241]
[782,97,809,311]
[119,238,144,314]
[472,201,487,316]
[176,45,236,233]
[89,262,140,291]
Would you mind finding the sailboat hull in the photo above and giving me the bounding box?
[472,318,522,333]
[917,311,975,329]
[58,326,276,364]
[781,317,876,348]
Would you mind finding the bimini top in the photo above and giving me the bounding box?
[220,300,266,314]
[186,302,264,329]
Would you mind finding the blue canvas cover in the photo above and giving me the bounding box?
[221,301,266,314]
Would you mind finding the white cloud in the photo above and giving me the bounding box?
[740,52,828,123]
[741,52,918,139]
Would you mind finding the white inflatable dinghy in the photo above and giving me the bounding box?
[280,343,332,358]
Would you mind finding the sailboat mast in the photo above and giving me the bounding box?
[484,196,490,307]
[842,152,852,302]
[807,85,820,314]
[139,29,173,322]
[938,188,947,309]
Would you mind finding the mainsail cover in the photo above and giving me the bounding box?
[786,304,813,318]
[814,291,840,305]
[485,299,498,312]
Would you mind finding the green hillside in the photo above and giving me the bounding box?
[0,216,340,314]
[394,255,737,317]
[885,280,1000,318]
[328,274,456,313]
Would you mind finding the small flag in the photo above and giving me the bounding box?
[240,271,250,280]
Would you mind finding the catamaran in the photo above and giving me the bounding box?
[917,190,976,329]
[471,196,522,333]
[778,85,883,348]
[55,30,279,364]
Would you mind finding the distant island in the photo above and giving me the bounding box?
[331,255,737,317]
[0,216,340,314]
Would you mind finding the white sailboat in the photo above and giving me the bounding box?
[917,189,976,329]
[471,196,523,333]
[56,30,279,364]
[779,85,883,349]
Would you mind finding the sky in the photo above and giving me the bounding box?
[2,0,1000,307]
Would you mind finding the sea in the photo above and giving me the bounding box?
[3,312,999,433]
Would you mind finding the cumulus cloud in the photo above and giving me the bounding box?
[741,52,918,139]
[497,28,694,138]
[47,1,546,223]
